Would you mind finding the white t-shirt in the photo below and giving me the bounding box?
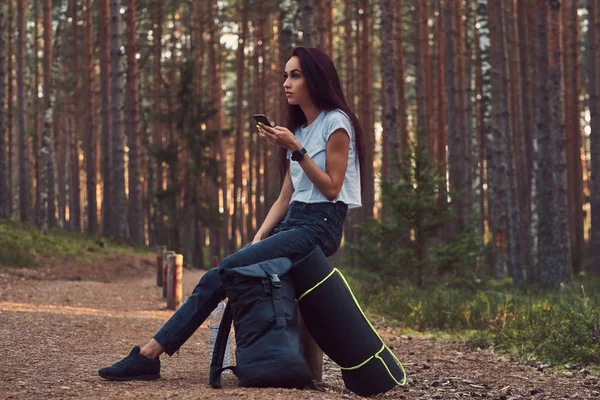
[286,109,362,209]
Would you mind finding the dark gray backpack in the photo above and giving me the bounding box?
[209,257,313,389]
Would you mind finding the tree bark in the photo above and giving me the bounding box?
[415,0,431,154]
[504,0,530,279]
[358,0,374,222]
[152,0,164,245]
[301,0,322,48]
[109,0,127,240]
[70,0,81,231]
[589,0,600,276]
[33,0,41,225]
[455,0,471,227]
[444,0,462,236]
[39,1,67,234]
[0,0,8,218]
[488,0,524,287]
[126,0,143,244]
[545,0,573,289]
[7,0,14,216]
[232,0,248,251]
[517,0,536,279]
[99,0,111,235]
[562,0,584,275]
[17,0,31,222]
[84,0,97,234]
[381,0,399,188]
[207,0,222,259]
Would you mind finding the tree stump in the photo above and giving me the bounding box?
[156,245,166,287]
[167,254,183,310]
[298,308,323,382]
[162,250,175,299]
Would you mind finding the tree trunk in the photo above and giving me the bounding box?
[545,0,572,289]
[474,0,486,242]
[125,0,143,244]
[488,0,525,286]
[477,0,494,272]
[589,0,600,276]
[562,0,584,275]
[39,2,67,234]
[466,0,481,245]
[109,0,127,240]
[324,0,333,56]
[57,104,68,226]
[207,0,221,259]
[100,0,111,235]
[17,0,31,222]
[455,0,471,228]
[84,0,97,234]
[358,0,374,222]
[444,0,462,236]
[517,0,536,279]
[504,0,530,279]
[70,0,81,231]
[0,0,8,218]
[33,0,41,225]
[7,0,14,216]
[152,0,164,245]
[381,0,399,187]
[301,0,321,48]
[535,0,552,285]
[479,0,504,277]
[232,0,248,251]
[166,13,179,252]
[415,0,431,154]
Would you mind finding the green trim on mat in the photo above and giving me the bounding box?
[298,268,407,386]
[297,269,336,302]
[339,343,384,370]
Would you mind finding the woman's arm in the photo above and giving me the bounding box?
[258,123,350,202]
[294,130,350,201]
[253,169,294,243]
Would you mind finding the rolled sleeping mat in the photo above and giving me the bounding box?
[290,246,406,397]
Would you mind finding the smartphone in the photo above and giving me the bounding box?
[253,113,274,128]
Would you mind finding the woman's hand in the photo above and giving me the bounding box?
[252,230,267,245]
[257,123,302,152]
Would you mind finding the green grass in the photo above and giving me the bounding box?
[0,219,153,268]
[341,265,600,367]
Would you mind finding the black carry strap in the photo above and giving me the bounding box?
[209,301,234,388]
[260,264,287,329]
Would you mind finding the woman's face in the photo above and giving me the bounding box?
[283,56,309,106]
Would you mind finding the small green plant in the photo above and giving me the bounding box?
[341,271,600,366]
[0,219,152,267]
[349,140,480,288]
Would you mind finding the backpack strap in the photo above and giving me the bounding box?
[209,301,233,388]
[260,264,287,329]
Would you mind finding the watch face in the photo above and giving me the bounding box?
[292,148,306,161]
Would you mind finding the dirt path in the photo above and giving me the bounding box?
[1,256,599,399]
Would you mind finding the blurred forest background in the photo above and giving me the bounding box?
[1,0,600,294]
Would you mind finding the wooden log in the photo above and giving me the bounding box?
[298,307,323,382]
[167,254,183,310]
[156,245,166,287]
[163,250,175,299]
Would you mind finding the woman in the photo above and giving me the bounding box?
[98,46,364,381]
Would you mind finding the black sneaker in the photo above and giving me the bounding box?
[98,346,161,381]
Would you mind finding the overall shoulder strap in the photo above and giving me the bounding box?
[209,301,233,388]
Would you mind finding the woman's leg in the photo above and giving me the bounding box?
[152,226,321,356]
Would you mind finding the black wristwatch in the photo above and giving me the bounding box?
[291,147,307,161]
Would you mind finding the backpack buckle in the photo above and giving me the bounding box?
[269,273,282,288]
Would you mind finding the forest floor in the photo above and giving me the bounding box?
[1,254,600,399]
